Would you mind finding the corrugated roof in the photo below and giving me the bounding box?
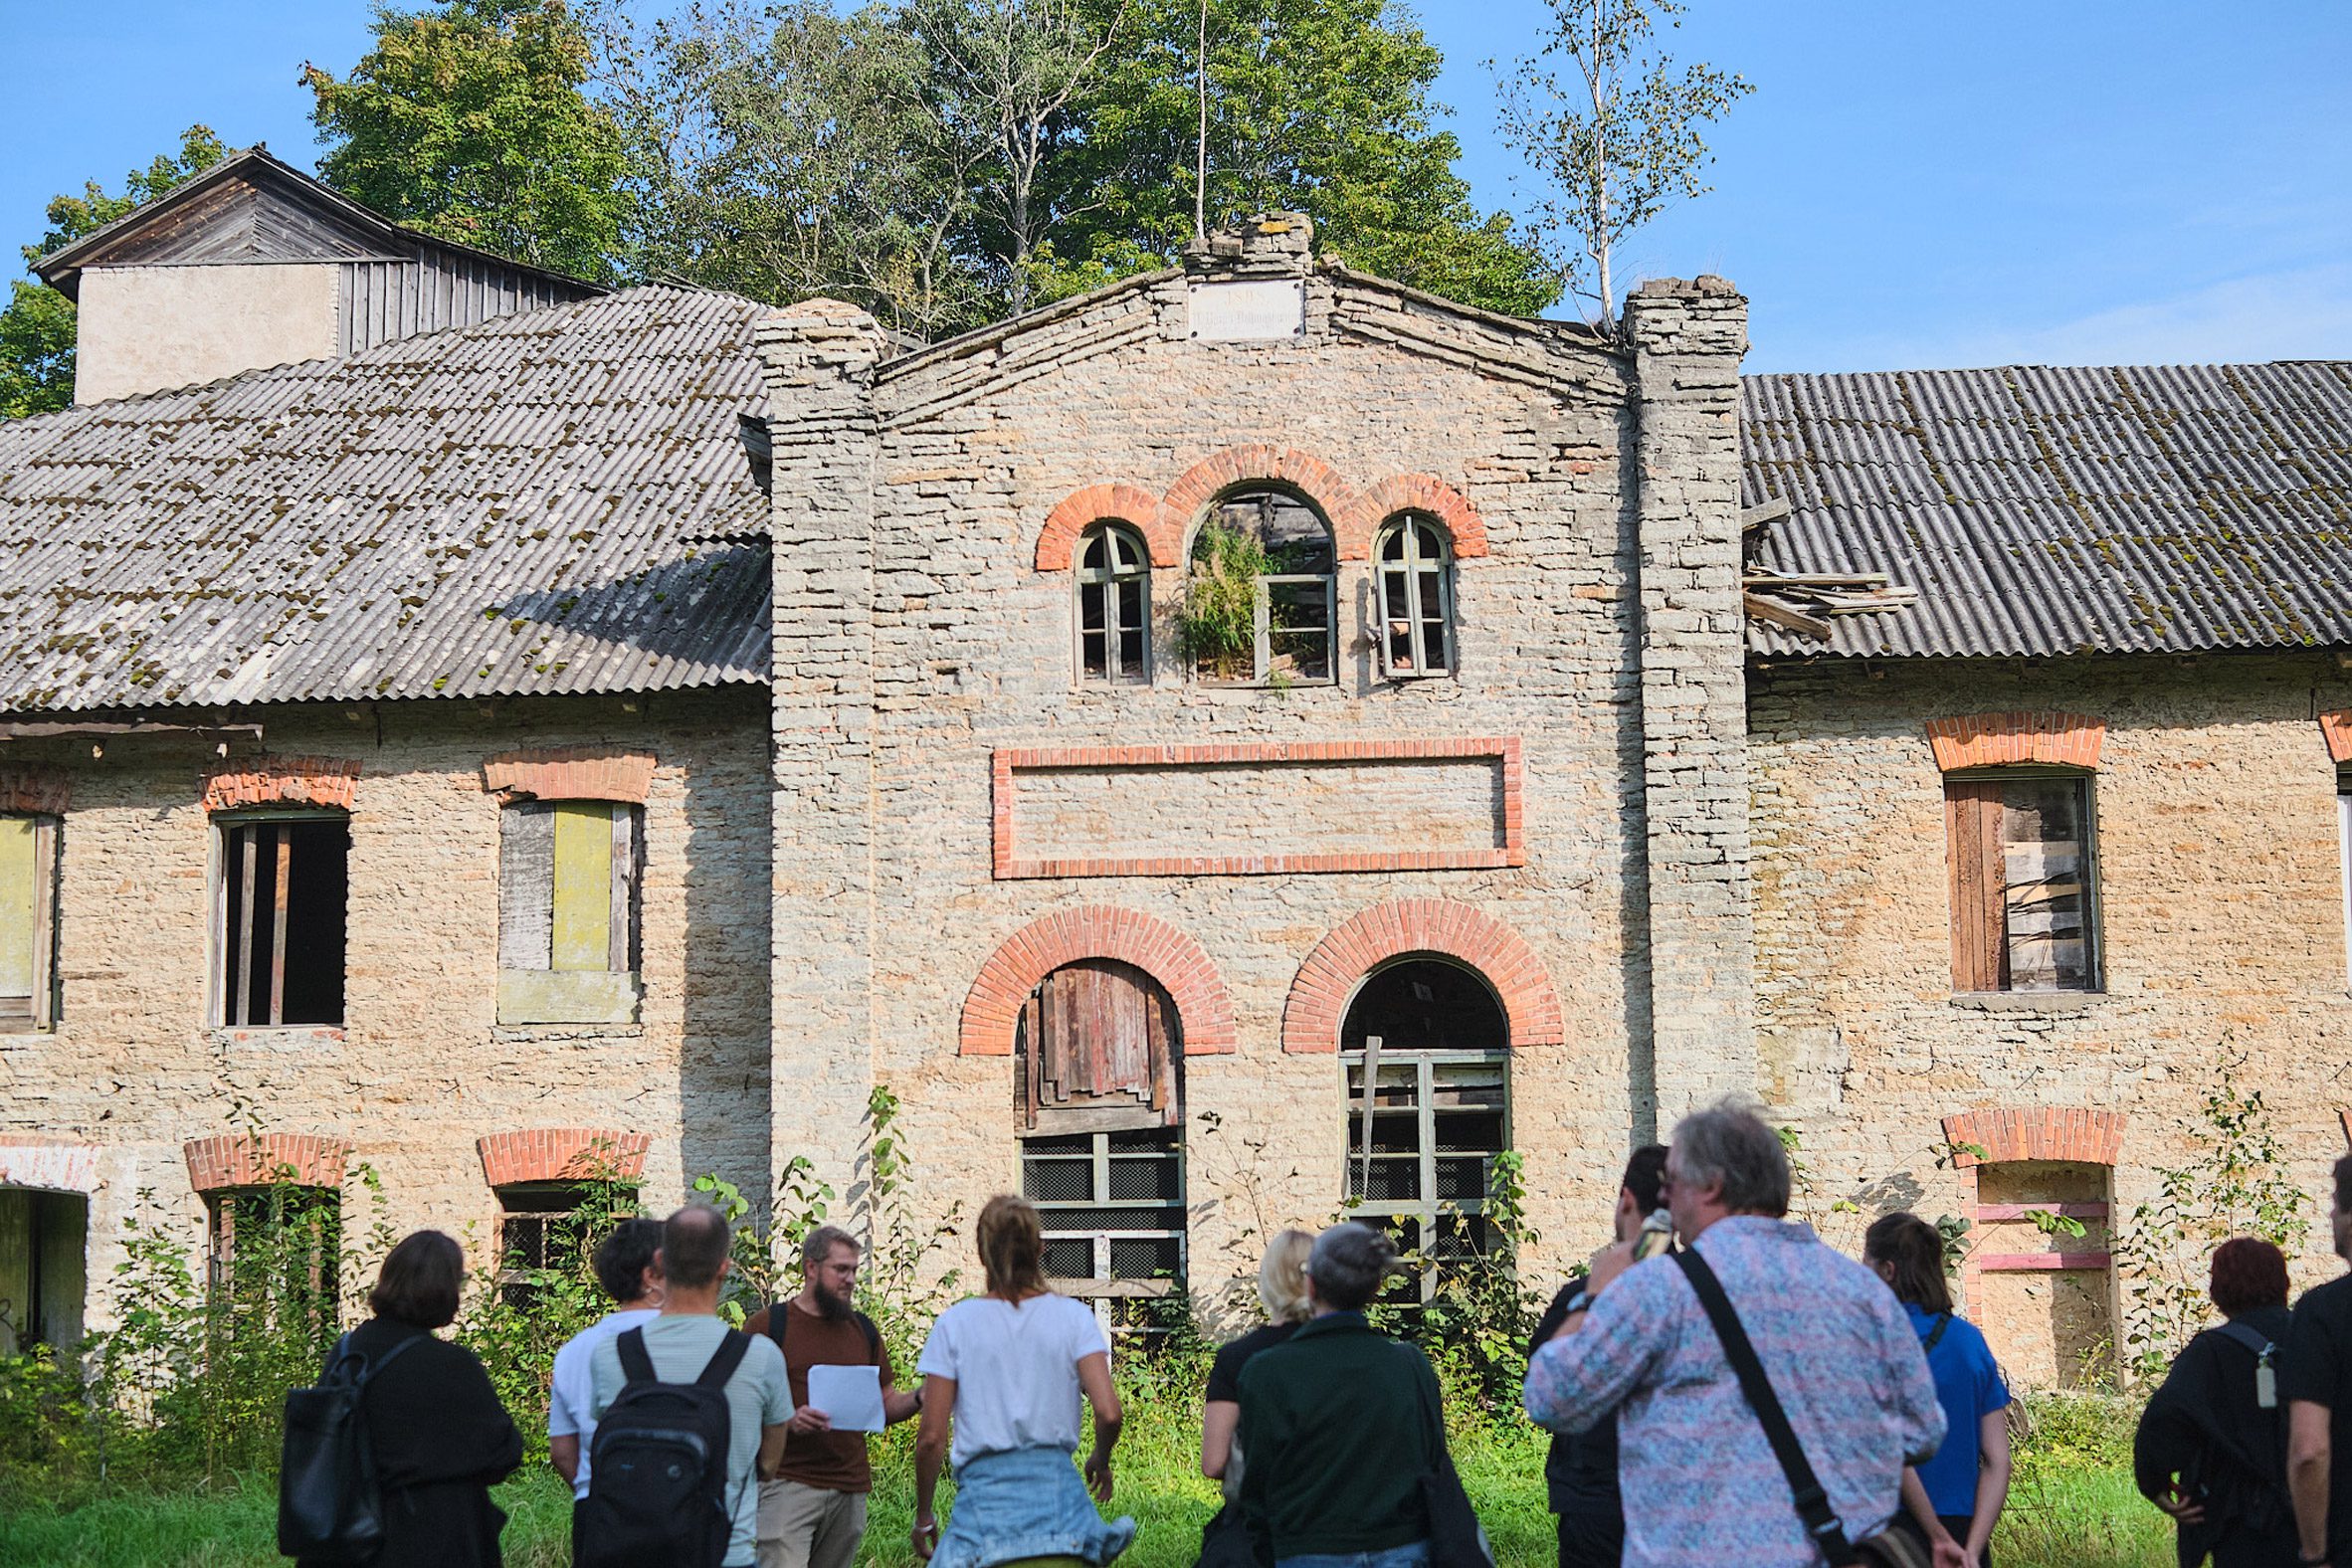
[0,286,772,713]
[1742,361,2352,658]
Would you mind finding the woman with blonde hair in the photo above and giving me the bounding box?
[1195,1229,1316,1567]
[911,1195,1134,1568]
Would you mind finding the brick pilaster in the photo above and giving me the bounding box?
[1623,278,1756,1134]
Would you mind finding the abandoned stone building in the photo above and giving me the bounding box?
[4,153,2351,1384]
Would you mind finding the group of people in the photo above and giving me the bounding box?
[292,1102,2352,1568]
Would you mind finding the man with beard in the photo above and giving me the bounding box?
[743,1225,920,1568]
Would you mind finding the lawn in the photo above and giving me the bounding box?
[0,1391,2175,1568]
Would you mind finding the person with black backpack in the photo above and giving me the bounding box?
[742,1224,919,1568]
[2137,1237,2298,1567]
[582,1204,792,1568]
[282,1230,522,1568]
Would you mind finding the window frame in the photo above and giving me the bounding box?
[205,1183,342,1330]
[496,799,645,1027]
[1374,513,1456,680]
[1189,488,1339,688]
[1073,521,1152,687]
[0,812,61,1033]
[1944,766,2102,996]
[1021,1126,1186,1334]
[1339,1045,1510,1306]
[2338,771,2351,991]
[208,808,351,1030]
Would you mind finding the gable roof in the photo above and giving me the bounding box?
[0,287,771,714]
[1743,361,2352,659]
[33,146,601,304]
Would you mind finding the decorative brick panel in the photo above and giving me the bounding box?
[183,1133,350,1192]
[0,1138,98,1193]
[1940,1106,2125,1167]
[992,737,1524,880]
[1158,445,1369,559]
[202,755,361,813]
[1281,898,1565,1054]
[961,905,1238,1058]
[2322,711,2352,765]
[1035,484,1174,571]
[1924,712,2105,773]
[0,767,71,816]
[482,746,657,805]
[477,1127,650,1187]
[1343,475,1489,560]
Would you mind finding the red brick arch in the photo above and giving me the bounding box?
[477,1128,651,1187]
[1280,899,1564,1055]
[960,905,1237,1058]
[1939,1107,2125,1167]
[1158,445,1370,561]
[1924,712,2105,773]
[1347,475,1488,560]
[183,1133,350,1193]
[1034,483,1173,571]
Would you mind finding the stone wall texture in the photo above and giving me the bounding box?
[0,687,769,1321]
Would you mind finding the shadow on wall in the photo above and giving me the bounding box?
[676,692,775,1220]
[1609,406,1658,1144]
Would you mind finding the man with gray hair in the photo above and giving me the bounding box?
[742,1224,920,1568]
[1524,1102,1949,1568]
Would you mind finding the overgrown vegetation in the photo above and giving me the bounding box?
[1179,519,1267,679]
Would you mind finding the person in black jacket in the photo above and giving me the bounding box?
[1529,1145,1667,1568]
[303,1230,523,1568]
[2135,1236,2296,1568]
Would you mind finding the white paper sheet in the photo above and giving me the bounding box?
[805,1362,885,1433]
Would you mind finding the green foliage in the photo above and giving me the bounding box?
[1179,520,1265,676]
[2114,1062,2310,1380]
[0,126,231,421]
[306,0,631,283]
[1494,0,1752,330]
[1411,1149,1541,1407]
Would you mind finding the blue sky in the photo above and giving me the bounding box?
[2,0,2345,372]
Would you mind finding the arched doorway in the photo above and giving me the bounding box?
[1016,959,1185,1332]
[1340,958,1509,1303]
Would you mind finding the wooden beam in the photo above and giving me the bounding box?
[1743,592,1834,641]
[1740,496,1792,530]
[269,826,292,1026]
[234,829,258,1028]
[0,721,264,741]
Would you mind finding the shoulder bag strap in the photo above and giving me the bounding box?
[1672,1250,1859,1567]
[617,1325,658,1385]
[697,1328,753,1391]
[766,1301,791,1357]
[1919,1313,1951,1356]
[2214,1321,2275,1360]
[856,1311,882,1362]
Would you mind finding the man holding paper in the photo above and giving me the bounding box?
[743,1225,921,1568]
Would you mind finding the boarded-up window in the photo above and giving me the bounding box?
[1376,514,1454,679]
[215,817,349,1028]
[1947,774,2098,993]
[1017,961,1184,1331]
[1077,523,1150,686]
[497,801,643,1025]
[0,815,60,1033]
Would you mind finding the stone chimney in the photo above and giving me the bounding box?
[1180,213,1314,341]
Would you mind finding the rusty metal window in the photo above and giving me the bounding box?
[1076,522,1150,685]
[1946,772,2099,993]
[1192,488,1334,685]
[1376,514,1454,678]
[1016,959,1185,1330]
[0,813,61,1033]
[214,815,348,1028]
[493,1183,619,1310]
[1340,960,1508,1305]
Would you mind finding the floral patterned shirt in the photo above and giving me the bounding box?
[1523,1216,1947,1568]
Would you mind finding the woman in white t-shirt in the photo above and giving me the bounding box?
[911,1194,1136,1568]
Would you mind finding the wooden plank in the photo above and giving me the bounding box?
[497,804,555,971]
[269,826,292,1026]
[0,817,36,1001]
[608,807,635,972]
[30,817,57,1030]
[550,802,612,972]
[1744,592,1834,640]
[494,968,643,1026]
[235,828,258,1027]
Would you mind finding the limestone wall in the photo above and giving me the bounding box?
[0,687,770,1322]
[1751,652,2352,1378]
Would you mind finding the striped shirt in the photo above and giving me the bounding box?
[1523,1216,1946,1568]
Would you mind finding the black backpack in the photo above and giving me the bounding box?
[574,1325,751,1568]
[277,1329,424,1563]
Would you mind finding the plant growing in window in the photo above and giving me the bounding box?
[1178,519,1265,681]
[1183,490,1336,685]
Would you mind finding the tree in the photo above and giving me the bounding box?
[0,126,231,420]
[305,0,632,283]
[1495,0,1750,334]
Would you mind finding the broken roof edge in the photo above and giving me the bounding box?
[0,675,774,729]
[1319,264,1620,354]
[33,144,610,300]
[873,267,1186,381]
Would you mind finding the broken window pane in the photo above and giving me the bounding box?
[217,817,348,1027]
[494,1183,612,1310]
[208,1185,340,1334]
[1076,522,1150,685]
[1192,488,1335,684]
[1945,772,2099,993]
[0,1187,86,1354]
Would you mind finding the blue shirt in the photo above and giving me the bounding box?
[1905,1303,2009,1517]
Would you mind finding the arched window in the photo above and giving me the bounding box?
[1187,488,1335,685]
[1375,513,1455,678]
[1076,522,1150,686]
[1016,959,1185,1333]
[1339,958,1508,1304]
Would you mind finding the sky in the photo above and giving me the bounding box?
[0,0,2346,373]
